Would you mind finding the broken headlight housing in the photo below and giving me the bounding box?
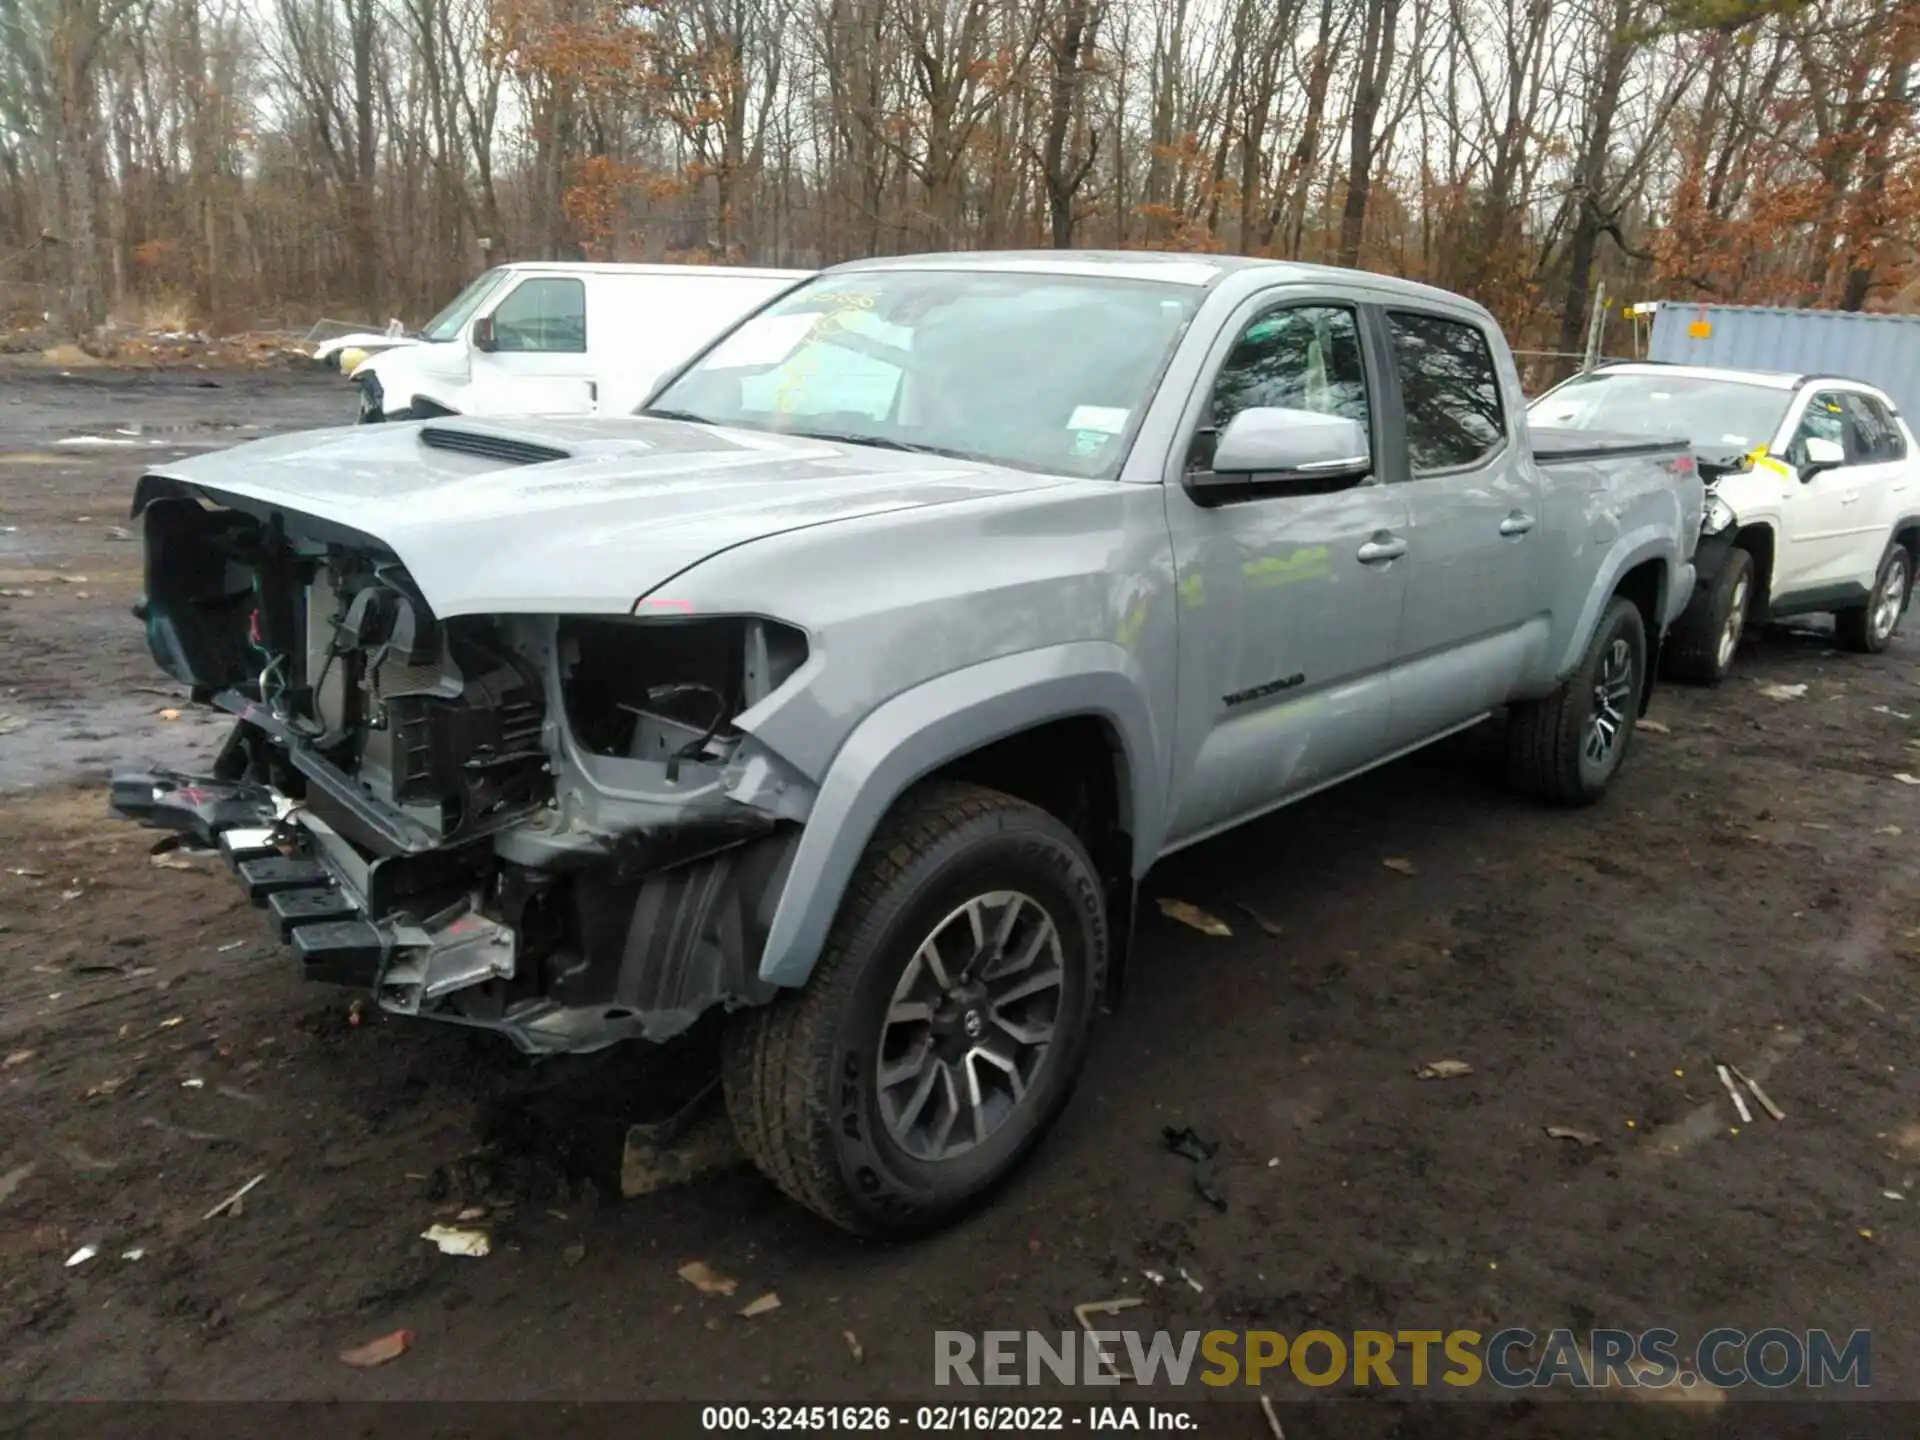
[1701,491,1736,538]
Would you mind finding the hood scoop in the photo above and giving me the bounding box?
[419,425,572,467]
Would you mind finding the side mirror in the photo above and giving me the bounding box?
[1206,407,1371,482]
[1800,435,1844,478]
[471,314,497,352]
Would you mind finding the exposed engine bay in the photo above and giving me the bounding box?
[117,489,817,1054]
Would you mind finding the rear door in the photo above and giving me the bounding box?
[1160,294,1410,847]
[467,273,596,415]
[1839,390,1912,572]
[1377,307,1543,746]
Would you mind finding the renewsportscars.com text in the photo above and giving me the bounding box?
[934,1327,1871,1391]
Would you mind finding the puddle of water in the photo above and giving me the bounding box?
[0,698,223,794]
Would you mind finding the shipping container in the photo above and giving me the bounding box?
[1642,302,1920,420]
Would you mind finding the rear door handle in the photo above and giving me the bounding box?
[1356,534,1407,564]
[1499,511,1535,536]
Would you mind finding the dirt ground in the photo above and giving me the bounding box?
[1,366,1916,1421]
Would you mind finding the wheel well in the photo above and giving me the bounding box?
[1894,522,1920,565]
[1612,559,1663,713]
[921,716,1136,1008]
[1733,523,1777,609]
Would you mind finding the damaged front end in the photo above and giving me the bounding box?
[113,485,816,1055]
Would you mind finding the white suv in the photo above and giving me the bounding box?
[1531,363,1918,682]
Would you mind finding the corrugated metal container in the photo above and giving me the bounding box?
[1646,303,1920,421]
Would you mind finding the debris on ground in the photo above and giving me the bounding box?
[1142,1269,1165,1286]
[420,1224,490,1257]
[1729,1064,1786,1121]
[738,1292,781,1319]
[203,1171,266,1219]
[1759,683,1808,701]
[563,1242,586,1267]
[1179,1266,1205,1292]
[0,715,25,736]
[1716,1065,1753,1124]
[1416,1059,1474,1080]
[677,1260,739,1297]
[1382,857,1418,875]
[621,1081,740,1198]
[1883,1191,1905,1202]
[151,849,219,871]
[1879,826,1905,837]
[1234,903,1284,937]
[1161,1125,1227,1211]
[844,1330,863,1362]
[0,1163,35,1206]
[156,708,181,721]
[1259,1394,1286,1440]
[339,1329,415,1368]
[1896,774,1920,787]
[4,1050,35,1068]
[5,868,47,879]
[1639,719,1672,735]
[120,1248,145,1261]
[1873,706,1913,720]
[1545,1126,1603,1147]
[64,1245,97,1268]
[1156,898,1232,937]
[1074,1299,1143,1382]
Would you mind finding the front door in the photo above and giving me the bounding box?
[1161,298,1409,848]
[468,275,597,415]
[1377,307,1544,744]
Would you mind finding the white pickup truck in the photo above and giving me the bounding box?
[1531,363,1918,681]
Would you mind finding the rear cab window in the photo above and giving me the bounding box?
[1385,311,1506,473]
[1840,392,1908,462]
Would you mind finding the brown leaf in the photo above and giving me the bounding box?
[1156,898,1232,937]
[1382,857,1418,876]
[339,1329,414,1368]
[1545,1126,1603,1147]
[738,1291,781,1318]
[844,1330,864,1362]
[1416,1060,1473,1080]
[1638,719,1671,735]
[677,1260,738,1297]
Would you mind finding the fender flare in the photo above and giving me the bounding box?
[754,642,1163,989]
[1553,528,1681,680]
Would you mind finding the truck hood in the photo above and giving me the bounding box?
[136,417,1069,617]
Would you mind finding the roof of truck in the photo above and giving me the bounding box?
[827,249,1476,306]
[495,261,812,280]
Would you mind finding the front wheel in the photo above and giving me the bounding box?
[1507,595,1647,806]
[1661,547,1753,685]
[722,782,1107,1237]
[1835,541,1912,654]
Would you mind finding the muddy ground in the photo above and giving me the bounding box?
[0,365,1916,1424]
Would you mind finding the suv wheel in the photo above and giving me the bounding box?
[722,782,1107,1237]
[1836,541,1912,654]
[1661,548,1753,685]
[1507,595,1647,806]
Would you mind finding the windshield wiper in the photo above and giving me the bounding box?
[638,406,716,425]
[786,428,973,460]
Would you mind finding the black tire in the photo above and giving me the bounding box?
[1507,595,1647,807]
[1835,540,1912,654]
[1661,547,1754,685]
[722,782,1108,1237]
[355,379,386,423]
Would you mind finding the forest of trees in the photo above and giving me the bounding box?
[0,0,1914,357]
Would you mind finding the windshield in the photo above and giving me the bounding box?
[641,270,1203,477]
[1529,371,1793,456]
[420,268,511,342]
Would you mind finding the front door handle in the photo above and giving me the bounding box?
[1356,533,1408,564]
[1840,491,1860,505]
[1499,511,1535,536]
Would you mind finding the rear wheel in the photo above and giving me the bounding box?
[722,782,1107,1237]
[1507,596,1646,806]
[1661,547,1753,685]
[1836,541,1912,654]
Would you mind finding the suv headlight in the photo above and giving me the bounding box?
[1702,491,1736,537]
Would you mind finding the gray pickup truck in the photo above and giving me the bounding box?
[113,253,1700,1235]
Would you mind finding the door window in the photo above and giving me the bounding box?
[1385,311,1506,473]
[490,278,587,353]
[1841,393,1907,462]
[1787,391,1848,467]
[1189,304,1370,472]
